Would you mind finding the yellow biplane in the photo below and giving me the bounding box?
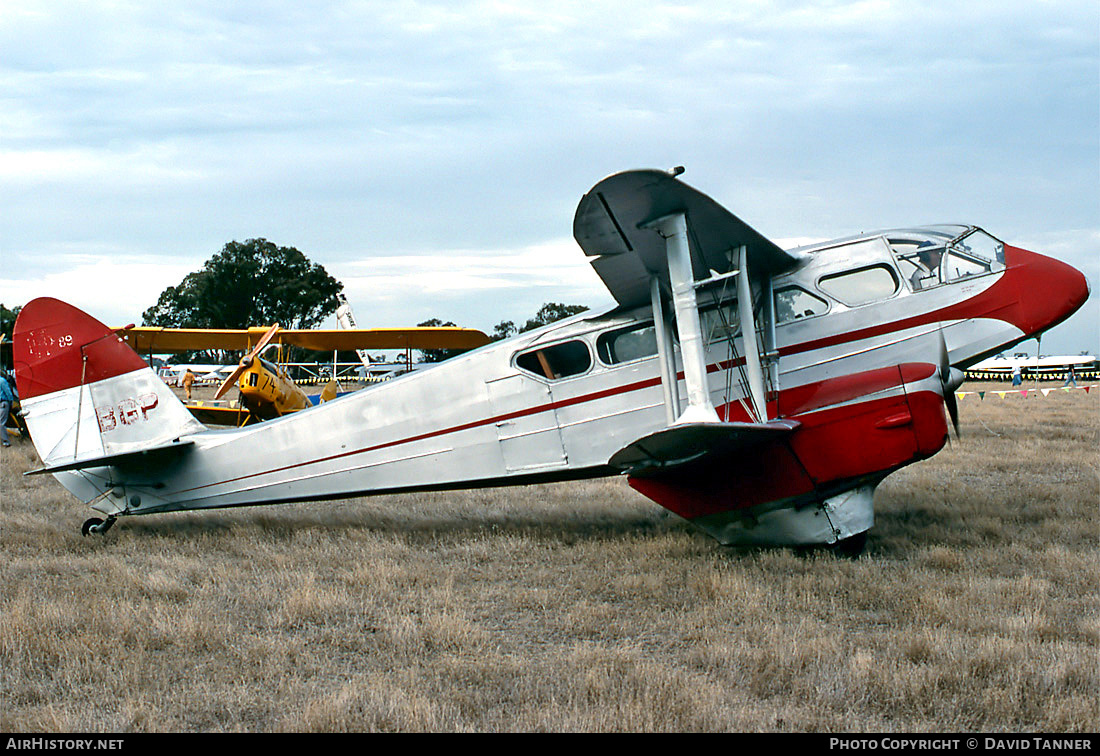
[116,323,490,426]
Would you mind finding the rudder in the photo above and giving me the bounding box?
[14,298,205,472]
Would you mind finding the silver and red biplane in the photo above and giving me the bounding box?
[12,169,1090,550]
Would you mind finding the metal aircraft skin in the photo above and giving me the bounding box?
[12,169,1091,547]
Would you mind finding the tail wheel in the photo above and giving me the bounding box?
[81,518,103,536]
[81,517,116,537]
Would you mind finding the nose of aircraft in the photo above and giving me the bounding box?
[1003,245,1090,338]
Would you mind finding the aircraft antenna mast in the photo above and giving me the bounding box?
[336,293,372,371]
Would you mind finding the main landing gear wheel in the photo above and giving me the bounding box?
[81,516,117,537]
[830,531,868,559]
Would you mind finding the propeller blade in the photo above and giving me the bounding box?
[945,386,960,437]
[936,329,963,438]
[213,324,281,400]
[937,328,950,385]
[249,323,281,360]
[214,360,250,400]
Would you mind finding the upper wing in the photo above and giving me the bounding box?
[573,168,802,308]
[117,327,258,353]
[117,326,491,353]
[276,328,490,352]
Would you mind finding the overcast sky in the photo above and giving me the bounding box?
[2,0,1097,354]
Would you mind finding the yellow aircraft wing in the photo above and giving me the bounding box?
[117,326,491,353]
[278,328,490,351]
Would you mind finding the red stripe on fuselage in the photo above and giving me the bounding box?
[172,362,940,498]
[777,265,1015,358]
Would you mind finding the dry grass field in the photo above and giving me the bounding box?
[1,382,1096,732]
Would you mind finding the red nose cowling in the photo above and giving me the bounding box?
[1002,245,1090,338]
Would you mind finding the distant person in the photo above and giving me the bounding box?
[0,370,15,447]
[182,369,196,399]
[1011,365,1022,386]
[1064,366,1077,387]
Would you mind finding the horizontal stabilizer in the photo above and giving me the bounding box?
[609,419,800,475]
[25,438,194,476]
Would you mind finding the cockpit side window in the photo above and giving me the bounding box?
[892,242,946,291]
[943,230,1005,283]
[515,340,592,380]
[952,230,1005,266]
[943,250,993,282]
[890,228,1005,291]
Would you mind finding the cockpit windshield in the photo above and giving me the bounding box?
[887,226,1005,291]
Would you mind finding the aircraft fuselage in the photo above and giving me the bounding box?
[28,222,1087,546]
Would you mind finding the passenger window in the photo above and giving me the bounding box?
[700,302,740,343]
[596,324,658,365]
[818,266,899,306]
[775,287,828,323]
[515,341,592,380]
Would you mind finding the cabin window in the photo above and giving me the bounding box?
[596,323,658,365]
[818,265,899,306]
[515,340,592,380]
[775,286,828,323]
[700,302,741,343]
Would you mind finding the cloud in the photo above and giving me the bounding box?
[0,251,198,327]
[1,0,1096,351]
[334,238,614,330]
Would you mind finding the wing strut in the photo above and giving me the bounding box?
[646,212,717,425]
[735,244,769,422]
[574,168,797,427]
[650,276,679,426]
[646,233,774,427]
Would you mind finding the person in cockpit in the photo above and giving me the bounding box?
[910,245,944,290]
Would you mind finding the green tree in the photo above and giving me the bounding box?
[143,239,342,331]
[520,303,588,333]
[1,303,20,343]
[491,320,517,341]
[142,239,343,361]
[416,318,461,363]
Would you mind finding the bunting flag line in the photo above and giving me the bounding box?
[955,384,1097,400]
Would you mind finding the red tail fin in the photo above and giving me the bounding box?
[15,297,148,399]
[14,298,204,470]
